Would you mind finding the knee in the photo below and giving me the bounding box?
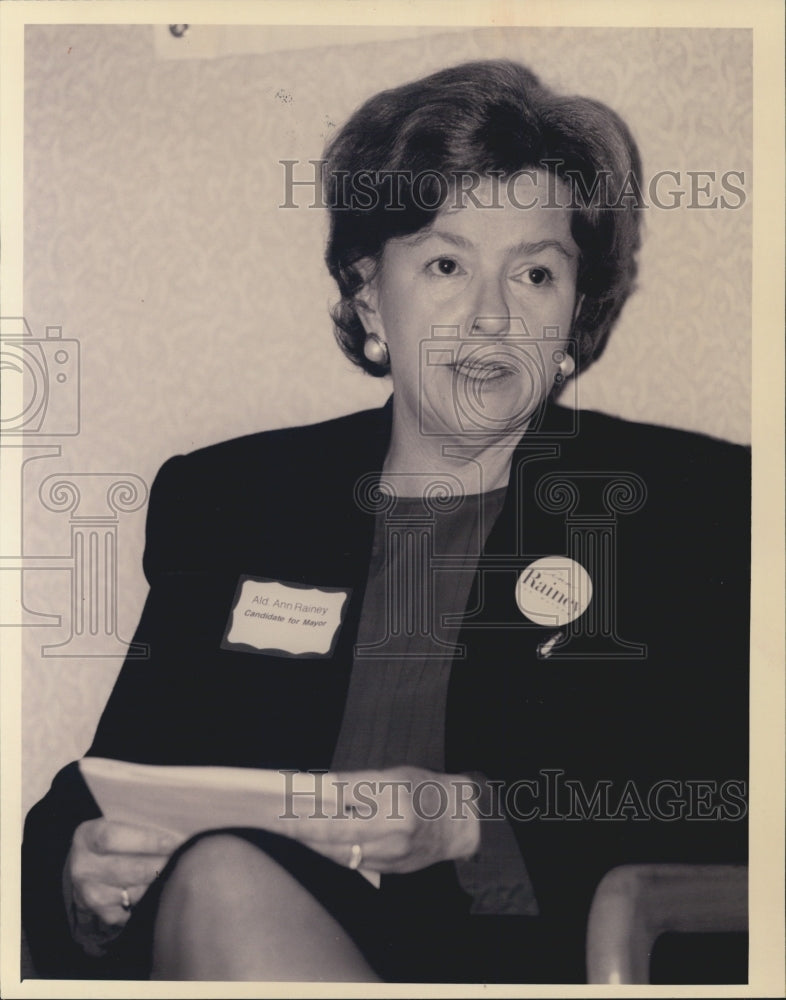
[152,834,278,978]
[161,833,275,910]
[151,832,378,981]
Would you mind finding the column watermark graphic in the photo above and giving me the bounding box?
[533,471,647,659]
[353,472,465,659]
[37,474,148,657]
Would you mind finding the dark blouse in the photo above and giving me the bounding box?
[331,486,538,914]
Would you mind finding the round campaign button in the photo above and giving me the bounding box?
[516,556,592,627]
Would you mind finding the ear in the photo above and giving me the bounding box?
[353,258,384,337]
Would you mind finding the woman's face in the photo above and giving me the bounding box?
[361,173,581,442]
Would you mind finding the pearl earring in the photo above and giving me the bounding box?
[363,334,390,368]
[559,355,576,378]
[553,352,576,384]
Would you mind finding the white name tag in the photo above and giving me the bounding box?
[221,576,350,658]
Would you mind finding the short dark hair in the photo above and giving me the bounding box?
[323,59,643,377]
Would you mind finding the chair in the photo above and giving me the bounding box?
[586,863,748,984]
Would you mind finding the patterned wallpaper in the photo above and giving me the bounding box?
[20,25,751,814]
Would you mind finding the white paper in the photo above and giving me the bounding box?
[79,757,380,887]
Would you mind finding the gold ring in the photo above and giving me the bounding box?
[348,843,363,870]
[120,887,133,912]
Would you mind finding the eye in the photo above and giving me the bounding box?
[427,257,463,277]
[525,266,552,286]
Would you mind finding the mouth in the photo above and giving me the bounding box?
[450,358,520,381]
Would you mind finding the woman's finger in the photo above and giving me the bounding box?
[86,852,172,890]
[296,830,430,874]
[75,818,182,857]
[73,876,150,925]
[279,811,364,844]
[72,897,132,937]
[75,887,146,938]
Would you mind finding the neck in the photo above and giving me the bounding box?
[382,414,525,496]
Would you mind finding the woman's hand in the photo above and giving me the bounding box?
[288,766,481,875]
[65,819,182,953]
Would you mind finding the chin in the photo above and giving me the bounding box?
[447,393,541,437]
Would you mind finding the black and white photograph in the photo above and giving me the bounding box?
[1,1,783,993]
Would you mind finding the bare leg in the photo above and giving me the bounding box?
[150,834,381,981]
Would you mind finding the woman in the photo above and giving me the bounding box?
[22,60,749,983]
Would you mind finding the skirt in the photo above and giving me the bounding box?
[92,826,573,983]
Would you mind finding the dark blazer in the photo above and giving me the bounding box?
[23,399,750,978]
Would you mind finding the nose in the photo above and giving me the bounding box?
[469,275,511,338]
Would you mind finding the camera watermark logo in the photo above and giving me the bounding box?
[419,318,578,438]
[0,317,80,435]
